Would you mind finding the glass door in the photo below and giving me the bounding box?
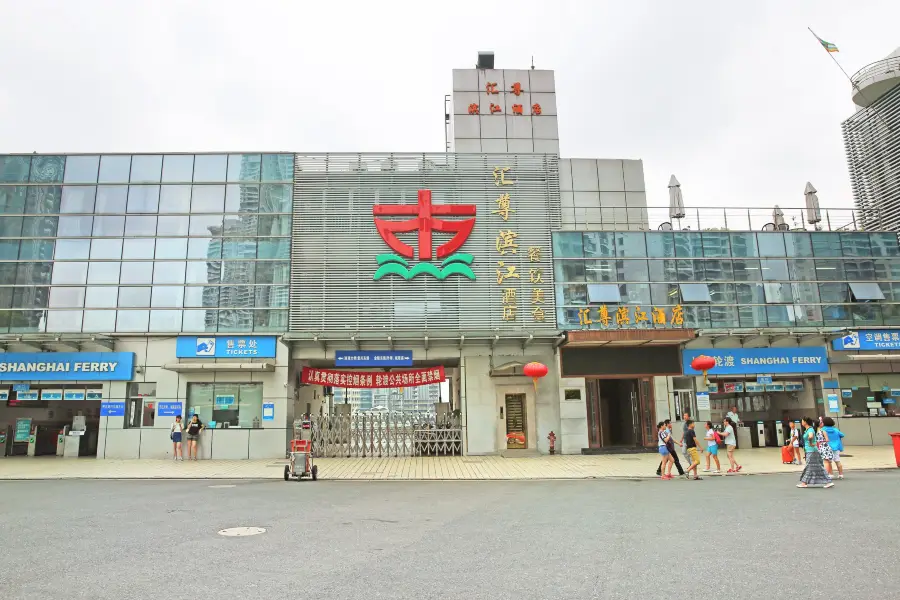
[636,378,656,447]
[505,394,527,449]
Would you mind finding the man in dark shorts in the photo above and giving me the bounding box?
[656,419,686,478]
[683,420,702,480]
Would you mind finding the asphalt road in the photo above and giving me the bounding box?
[2,472,898,600]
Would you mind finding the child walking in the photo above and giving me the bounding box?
[702,421,721,473]
[821,417,846,479]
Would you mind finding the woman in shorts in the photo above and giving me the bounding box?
[702,421,721,473]
[185,414,204,460]
[821,417,845,479]
[170,415,183,460]
[658,421,674,479]
[722,417,741,473]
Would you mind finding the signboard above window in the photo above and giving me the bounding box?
[682,347,828,375]
[175,336,277,359]
[0,353,135,382]
[832,330,900,351]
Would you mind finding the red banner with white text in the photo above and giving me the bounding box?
[301,366,445,388]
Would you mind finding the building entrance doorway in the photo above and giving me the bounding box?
[504,393,527,449]
[585,378,655,450]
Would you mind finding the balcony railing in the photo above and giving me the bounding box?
[851,55,900,88]
[561,206,886,233]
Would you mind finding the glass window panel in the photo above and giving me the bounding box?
[155,238,188,259]
[680,283,710,303]
[760,259,789,281]
[188,238,220,259]
[870,233,900,257]
[118,287,151,308]
[756,233,785,257]
[0,156,31,182]
[710,305,739,328]
[844,259,876,281]
[158,185,191,213]
[49,287,86,308]
[226,183,261,213]
[851,304,881,326]
[794,305,823,327]
[676,259,704,282]
[92,215,125,237]
[98,155,131,183]
[116,310,149,332]
[554,260,585,282]
[783,233,813,257]
[151,286,184,308]
[190,185,225,213]
[46,310,83,332]
[186,262,215,284]
[788,259,816,281]
[57,216,93,237]
[227,154,261,182]
[54,239,90,260]
[0,263,16,282]
[849,282,885,301]
[765,305,797,327]
[648,259,676,282]
[584,259,616,282]
[87,262,121,284]
[182,309,217,332]
[651,283,679,305]
[157,215,189,236]
[126,185,160,213]
[60,186,96,213]
[645,232,674,258]
[149,309,183,332]
[95,185,128,213]
[587,284,620,303]
[122,238,156,260]
[218,286,255,308]
[129,155,162,183]
[684,305,710,329]
[582,232,615,257]
[813,259,844,281]
[0,240,18,259]
[811,233,842,257]
[89,238,123,260]
[619,283,650,305]
[262,285,289,308]
[674,232,703,257]
[192,155,227,182]
[840,232,871,257]
[257,214,290,236]
[875,259,900,281]
[738,305,768,327]
[256,238,290,260]
[125,215,157,237]
[259,183,291,213]
[254,261,289,285]
[153,261,186,284]
[616,259,648,281]
[50,261,88,284]
[729,233,758,257]
[261,154,294,181]
[63,156,99,184]
[29,156,65,183]
[25,186,62,213]
[9,308,46,332]
[185,285,218,308]
[18,240,55,260]
[189,214,223,236]
[82,310,116,331]
[119,262,154,284]
[882,305,900,326]
[822,305,851,326]
[819,283,849,303]
[702,259,733,281]
[763,282,792,303]
[220,261,256,284]
[614,232,646,257]
[22,216,57,237]
[161,155,194,183]
[708,283,735,304]
[557,284,587,305]
[223,215,257,236]
[736,283,765,304]
[12,286,49,308]
[0,186,28,214]
[879,283,894,300]
[223,238,256,259]
[732,259,761,281]
[0,287,13,310]
[701,232,731,257]
[0,216,22,237]
[85,286,118,308]
[791,283,819,304]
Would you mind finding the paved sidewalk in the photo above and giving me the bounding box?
[0,446,895,480]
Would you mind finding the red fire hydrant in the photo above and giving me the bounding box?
[547,431,557,455]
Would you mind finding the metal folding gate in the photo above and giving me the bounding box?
[309,413,462,458]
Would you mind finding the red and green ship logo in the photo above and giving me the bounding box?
[373,190,477,280]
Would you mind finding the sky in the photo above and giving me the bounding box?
[1,0,898,212]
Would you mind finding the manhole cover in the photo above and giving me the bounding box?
[208,484,236,489]
[218,527,266,537]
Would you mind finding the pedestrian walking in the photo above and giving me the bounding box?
[722,417,742,473]
[702,421,721,473]
[657,421,674,480]
[656,419,686,477]
[788,421,801,464]
[683,420,702,480]
[170,415,183,460]
[185,414,205,460]
[797,417,834,489]
[821,417,846,479]
[679,412,692,466]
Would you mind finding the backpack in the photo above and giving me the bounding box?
[713,430,723,444]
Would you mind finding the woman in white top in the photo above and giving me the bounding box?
[170,415,183,460]
[722,417,742,473]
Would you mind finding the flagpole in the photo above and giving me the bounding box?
[808,27,892,131]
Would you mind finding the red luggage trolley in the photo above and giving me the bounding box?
[284,419,318,481]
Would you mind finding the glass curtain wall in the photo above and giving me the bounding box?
[0,153,293,333]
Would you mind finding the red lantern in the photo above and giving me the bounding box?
[690,355,717,386]
[523,362,549,392]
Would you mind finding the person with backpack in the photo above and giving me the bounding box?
[797,416,833,489]
[722,417,742,473]
[821,417,846,479]
[657,421,674,480]
[656,419,686,478]
[702,421,722,473]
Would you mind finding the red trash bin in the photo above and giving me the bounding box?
[890,433,900,467]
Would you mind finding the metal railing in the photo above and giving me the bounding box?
[561,206,887,233]
[851,55,900,88]
[309,412,462,458]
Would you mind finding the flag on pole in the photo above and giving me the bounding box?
[812,32,839,53]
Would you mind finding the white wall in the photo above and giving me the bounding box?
[557,376,588,454]
[559,158,648,231]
